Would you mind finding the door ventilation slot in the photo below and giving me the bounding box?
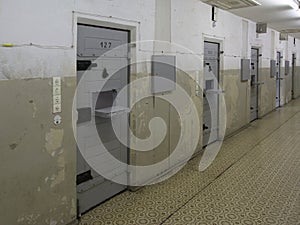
[77,170,93,185]
[201,0,260,10]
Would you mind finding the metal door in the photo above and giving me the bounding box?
[250,48,259,121]
[276,52,281,108]
[292,54,296,99]
[76,24,129,215]
[203,42,220,146]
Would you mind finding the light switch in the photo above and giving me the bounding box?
[52,77,62,114]
[53,86,61,95]
[53,104,62,113]
[53,77,61,87]
[53,95,61,105]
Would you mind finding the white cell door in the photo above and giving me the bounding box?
[203,42,220,147]
[292,54,296,99]
[76,24,129,215]
[250,48,259,121]
[276,52,281,108]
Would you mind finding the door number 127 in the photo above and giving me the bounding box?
[100,42,112,49]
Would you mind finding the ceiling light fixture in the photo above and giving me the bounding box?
[286,0,300,10]
[250,0,261,6]
[201,0,261,10]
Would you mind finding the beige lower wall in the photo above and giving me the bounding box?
[0,65,298,224]
[223,69,250,136]
[280,67,289,106]
[0,77,77,225]
[285,72,292,104]
[259,68,276,116]
[293,66,300,98]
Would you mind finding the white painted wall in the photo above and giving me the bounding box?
[169,0,300,71]
[0,0,75,79]
[1,0,300,79]
[0,0,156,80]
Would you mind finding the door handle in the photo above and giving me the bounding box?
[205,63,212,72]
[277,77,285,80]
[252,82,265,86]
[203,124,209,130]
[205,89,225,94]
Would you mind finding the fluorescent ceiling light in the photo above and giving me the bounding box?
[250,0,261,5]
[286,0,299,10]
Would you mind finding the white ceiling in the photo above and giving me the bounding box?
[228,0,300,38]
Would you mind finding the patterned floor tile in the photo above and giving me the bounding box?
[79,99,300,225]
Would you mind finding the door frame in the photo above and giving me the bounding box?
[74,13,138,215]
[276,51,282,108]
[292,53,296,99]
[250,47,261,121]
[202,36,224,146]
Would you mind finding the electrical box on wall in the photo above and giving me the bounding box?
[151,55,176,94]
[280,33,288,41]
[285,60,290,75]
[256,23,267,34]
[270,60,276,78]
[241,59,251,81]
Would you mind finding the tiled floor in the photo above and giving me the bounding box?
[79,99,300,225]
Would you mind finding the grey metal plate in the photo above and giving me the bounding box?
[270,60,276,78]
[285,60,290,75]
[204,42,219,60]
[241,59,251,81]
[151,55,176,94]
[77,25,129,58]
[77,107,92,124]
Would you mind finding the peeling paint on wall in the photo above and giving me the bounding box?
[50,154,66,188]
[259,68,277,116]
[45,129,64,155]
[29,100,38,118]
[0,77,76,225]
[223,70,249,135]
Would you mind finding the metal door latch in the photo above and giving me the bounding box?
[205,63,212,72]
[253,82,265,86]
[205,89,226,94]
[102,68,109,78]
[203,124,209,130]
